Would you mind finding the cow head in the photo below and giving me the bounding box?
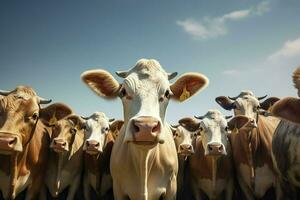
[0,86,72,155]
[81,59,208,147]
[216,91,279,127]
[177,110,249,156]
[171,123,199,156]
[50,115,85,153]
[82,112,124,154]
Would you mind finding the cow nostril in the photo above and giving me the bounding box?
[152,123,159,133]
[187,146,192,150]
[8,138,16,145]
[133,123,140,133]
[208,146,213,151]
[95,143,99,147]
[62,142,66,147]
[218,146,223,152]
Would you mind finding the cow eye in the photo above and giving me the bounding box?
[32,113,39,120]
[70,128,77,134]
[119,88,127,98]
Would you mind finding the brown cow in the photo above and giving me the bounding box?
[0,86,72,200]
[216,91,281,199]
[82,112,123,200]
[174,110,250,200]
[40,114,86,200]
[81,58,209,200]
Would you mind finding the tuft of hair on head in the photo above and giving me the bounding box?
[293,66,300,90]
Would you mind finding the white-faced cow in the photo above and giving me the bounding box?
[0,86,72,200]
[174,110,250,200]
[270,67,300,199]
[216,91,281,199]
[41,114,86,200]
[81,58,209,200]
[82,112,123,200]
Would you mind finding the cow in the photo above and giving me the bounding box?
[269,67,300,199]
[0,86,72,200]
[215,91,281,199]
[82,112,123,200]
[173,110,250,200]
[40,114,86,200]
[81,58,209,200]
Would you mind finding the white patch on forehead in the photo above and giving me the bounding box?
[239,90,254,97]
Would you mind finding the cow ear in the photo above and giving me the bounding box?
[110,120,124,133]
[260,97,280,111]
[228,115,250,130]
[170,73,208,102]
[67,115,85,130]
[215,96,235,111]
[40,103,73,126]
[272,97,300,124]
[81,69,121,99]
[178,117,200,132]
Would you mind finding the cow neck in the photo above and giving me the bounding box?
[210,156,218,200]
[246,112,260,190]
[8,116,39,199]
[129,144,157,199]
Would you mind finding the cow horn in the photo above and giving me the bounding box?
[81,116,89,120]
[257,95,267,100]
[115,71,128,78]
[171,124,179,128]
[0,90,12,96]
[228,96,238,100]
[38,97,52,104]
[109,118,115,122]
[194,115,205,120]
[168,72,178,80]
[225,115,233,120]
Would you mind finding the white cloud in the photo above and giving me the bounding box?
[177,0,270,40]
[268,38,300,61]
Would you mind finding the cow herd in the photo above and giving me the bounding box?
[0,58,299,200]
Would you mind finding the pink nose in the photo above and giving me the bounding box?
[132,116,161,143]
[0,136,17,151]
[53,138,67,149]
[86,140,100,149]
[207,143,225,156]
[179,144,194,154]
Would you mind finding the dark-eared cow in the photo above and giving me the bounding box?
[173,110,250,200]
[0,86,72,200]
[81,112,123,200]
[81,58,209,200]
[40,114,86,200]
[215,91,281,199]
[270,67,300,199]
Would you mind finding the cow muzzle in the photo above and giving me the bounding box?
[85,140,101,155]
[0,133,22,153]
[207,142,226,156]
[131,116,163,145]
[51,138,68,153]
[178,144,194,156]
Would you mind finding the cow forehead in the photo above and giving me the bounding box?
[0,95,38,113]
[201,110,227,128]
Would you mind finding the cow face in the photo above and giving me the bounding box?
[215,91,278,127]
[81,59,208,146]
[83,112,123,154]
[171,124,199,156]
[50,115,85,153]
[0,86,72,155]
[178,111,250,157]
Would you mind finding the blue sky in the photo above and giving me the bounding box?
[1,0,300,123]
